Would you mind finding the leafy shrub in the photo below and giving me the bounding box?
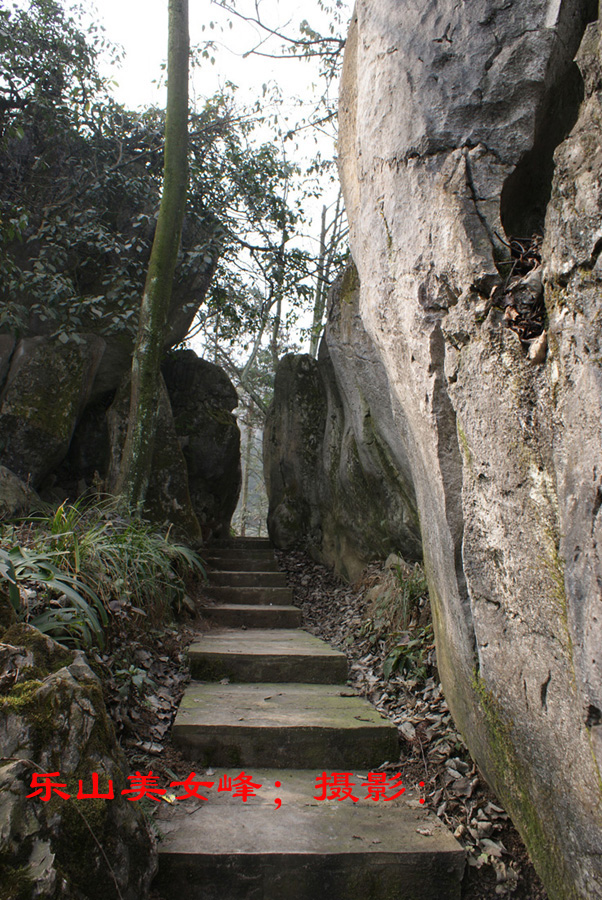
[357,556,434,683]
[382,624,434,680]
[0,496,206,648]
[0,543,107,646]
[360,558,428,643]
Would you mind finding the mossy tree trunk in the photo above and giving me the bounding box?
[115,0,189,509]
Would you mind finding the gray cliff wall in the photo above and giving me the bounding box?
[264,266,421,581]
[338,2,602,897]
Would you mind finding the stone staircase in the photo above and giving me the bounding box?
[154,538,464,899]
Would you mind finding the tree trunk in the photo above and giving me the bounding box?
[309,190,343,357]
[115,0,189,509]
[270,294,282,371]
[309,204,328,358]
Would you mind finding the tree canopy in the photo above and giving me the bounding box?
[0,0,350,423]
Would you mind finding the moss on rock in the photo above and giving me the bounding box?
[0,626,156,900]
[471,670,580,900]
[0,336,105,486]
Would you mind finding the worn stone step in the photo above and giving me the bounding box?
[210,570,287,588]
[188,629,348,683]
[155,769,465,900]
[205,585,293,605]
[208,546,276,559]
[200,603,302,629]
[206,555,281,572]
[212,537,273,549]
[172,682,399,768]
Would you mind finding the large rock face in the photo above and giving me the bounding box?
[0,624,156,900]
[0,336,105,486]
[339,2,601,898]
[264,354,328,555]
[162,351,241,540]
[264,270,421,581]
[0,334,241,542]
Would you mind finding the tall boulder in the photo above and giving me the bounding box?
[0,335,105,487]
[264,354,327,555]
[41,348,241,543]
[323,264,421,575]
[162,351,241,540]
[106,373,203,543]
[264,270,421,580]
[338,2,601,897]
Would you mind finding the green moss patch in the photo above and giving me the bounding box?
[471,670,580,900]
[0,860,34,900]
[1,624,73,678]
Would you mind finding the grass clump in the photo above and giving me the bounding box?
[357,555,435,682]
[0,495,205,649]
[359,557,428,639]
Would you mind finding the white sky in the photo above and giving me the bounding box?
[80,0,350,356]
[94,0,343,123]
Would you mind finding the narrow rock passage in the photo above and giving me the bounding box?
[154,538,464,900]
[276,550,551,900]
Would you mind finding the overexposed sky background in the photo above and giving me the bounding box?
[94,0,170,109]
[94,0,344,125]
[93,0,349,346]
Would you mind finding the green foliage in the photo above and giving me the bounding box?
[114,664,156,697]
[0,0,145,338]
[382,624,434,681]
[0,1,316,360]
[358,559,434,683]
[360,561,428,643]
[0,542,107,646]
[0,88,220,340]
[391,561,428,622]
[0,497,206,648]
[0,0,110,132]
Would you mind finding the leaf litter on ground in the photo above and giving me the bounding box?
[98,548,550,900]
[275,549,549,900]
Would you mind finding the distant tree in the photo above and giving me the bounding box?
[308,188,347,357]
[192,1,352,370]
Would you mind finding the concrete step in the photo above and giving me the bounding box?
[206,555,281,572]
[208,546,276,559]
[155,769,465,900]
[172,682,399,768]
[205,585,293,605]
[211,537,273,549]
[210,570,287,588]
[200,603,302,629]
[188,628,348,684]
